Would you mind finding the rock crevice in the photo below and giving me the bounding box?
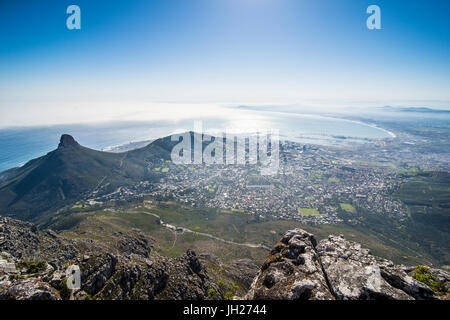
[247,229,446,300]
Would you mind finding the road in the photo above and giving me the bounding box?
[137,211,270,251]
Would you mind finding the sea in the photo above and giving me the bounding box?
[0,110,395,173]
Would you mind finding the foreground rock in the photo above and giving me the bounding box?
[0,279,59,300]
[247,229,446,300]
[316,235,436,300]
[246,229,333,300]
[0,217,220,300]
[0,218,39,258]
[1,218,447,300]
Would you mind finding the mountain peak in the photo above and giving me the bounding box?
[58,134,79,149]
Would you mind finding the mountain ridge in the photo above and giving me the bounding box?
[0,134,176,222]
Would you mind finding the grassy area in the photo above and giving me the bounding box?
[57,206,269,263]
[392,172,450,266]
[340,203,356,213]
[328,177,340,182]
[298,208,321,216]
[52,191,449,268]
[220,208,246,215]
[161,168,170,173]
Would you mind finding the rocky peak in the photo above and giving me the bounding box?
[247,228,333,300]
[247,228,448,300]
[58,134,79,149]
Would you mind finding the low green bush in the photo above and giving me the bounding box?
[412,265,447,295]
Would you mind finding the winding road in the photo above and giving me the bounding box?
[134,210,270,251]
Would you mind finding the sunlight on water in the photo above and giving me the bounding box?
[0,110,393,172]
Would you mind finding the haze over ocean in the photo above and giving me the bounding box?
[0,109,395,172]
[1,1,449,128]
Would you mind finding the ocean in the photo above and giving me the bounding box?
[0,111,394,173]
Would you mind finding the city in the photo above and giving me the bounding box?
[79,134,438,227]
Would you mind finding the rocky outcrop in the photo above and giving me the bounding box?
[247,229,445,300]
[39,229,80,269]
[58,134,80,149]
[0,217,217,300]
[113,230,152,258]
[0,217,39,259]
[1,218,448,300]
[0,279,59,300]
[246,229,333,300]
[316,234,437,300]
[80,253,118,296]
[198,254,259,298]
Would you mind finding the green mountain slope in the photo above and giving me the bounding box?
[0,134,177,222]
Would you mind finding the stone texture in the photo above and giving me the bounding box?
[246,229,334,300]
[0,218,447,300]
[0,217,39,259]
[0,279,59,300]
[0,217,218,300]
[247,229,444,300]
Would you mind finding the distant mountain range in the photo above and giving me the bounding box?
[381,106,450,113]
[0,134,178,222]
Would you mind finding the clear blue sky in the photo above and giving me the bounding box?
[0,0,449,127]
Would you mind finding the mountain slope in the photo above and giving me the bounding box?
[0,134,176,222]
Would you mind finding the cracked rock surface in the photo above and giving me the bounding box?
[0,218,448,300]
[0,217,219,300]
[247,229,444,300]
[0,217,258,300]
[246,229,334,300]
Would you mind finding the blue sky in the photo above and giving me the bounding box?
[0,0,449,127]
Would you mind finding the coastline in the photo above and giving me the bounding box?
[0,114,396,173]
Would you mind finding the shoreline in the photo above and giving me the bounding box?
[0,115,397,172]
